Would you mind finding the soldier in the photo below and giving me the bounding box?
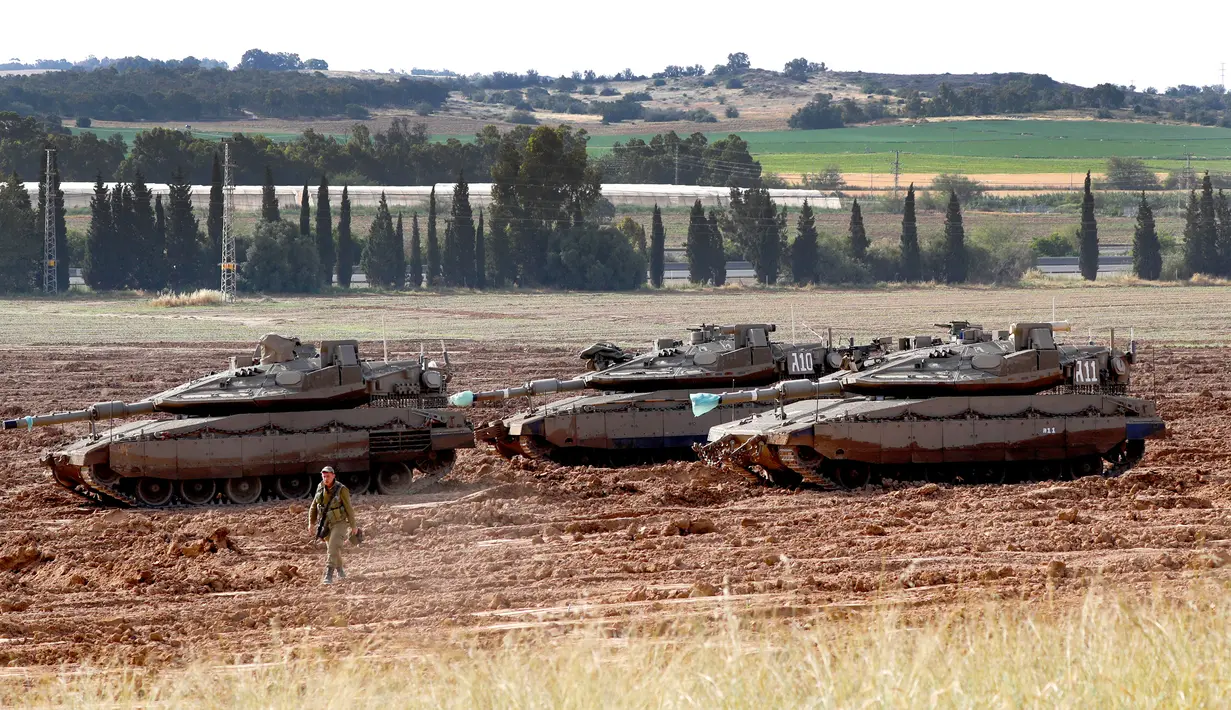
[308,466,358,584]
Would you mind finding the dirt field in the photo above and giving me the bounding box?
[0,292,1228,670]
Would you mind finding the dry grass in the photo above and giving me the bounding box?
[1,286,1228,347]
[148,290,225,308]
[9,587,1231,709]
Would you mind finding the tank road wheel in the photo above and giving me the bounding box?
[340,470,372,494]
[273,474,312,500]
[833,462,872,490]
[517,435,554,461]
[415,450,456,478]
[91,465,122,487]
[135,478,174,507]
[375,462,414,496]
[1103,441,1145,477]
[224,476,263,505]
[1067,455,1104,479]
[177,478,217,505]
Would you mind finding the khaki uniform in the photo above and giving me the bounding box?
[309,482,357,571]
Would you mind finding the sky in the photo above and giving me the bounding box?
[5,1,1228,91]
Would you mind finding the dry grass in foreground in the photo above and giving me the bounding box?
[148,290,224,307]
[11,587,1230,709]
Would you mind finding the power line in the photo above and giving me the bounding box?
[42,149,56,294]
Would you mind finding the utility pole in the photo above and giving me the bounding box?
[220,141,237,303]
[891,150,901,198]
[673,145,679,185]
[42,149,56,294]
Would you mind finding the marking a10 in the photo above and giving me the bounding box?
[788,351,815,375]
[1073,359,1100,385]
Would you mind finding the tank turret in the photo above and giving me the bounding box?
[455,324,901,461]
[691,321,1163,488]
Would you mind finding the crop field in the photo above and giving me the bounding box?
[74,118,1231,178]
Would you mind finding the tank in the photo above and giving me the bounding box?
[691,321,1165,487]
[449,324,898,462]
[3,334,474,507]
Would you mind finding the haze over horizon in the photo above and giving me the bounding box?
[7,1,1229,92]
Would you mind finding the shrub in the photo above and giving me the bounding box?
[548,226,647,290]
[725,78,744,89]
[580,85,595,95]
[643,108,684,122]
[725,106,740,118]
[599,86,619,96]
[702,79,715,87]
[652,78,666,87]
[1104,157,1160,190]
[344,104,370,120]
[624,91,652,102]
[787,93,843,129]
[414,102,433,116]
[814,233,872,284]
[931,174,984,203]
[1030,231,1078,257]
[506,110,538,125]
[801,166,845,190]
[967,226,1032,283]
[686,108,718,123]
[74,116,91,128]
[241,220,321,293]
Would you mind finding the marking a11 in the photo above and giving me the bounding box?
[1073,359,1100,385]
[788,351,815,375]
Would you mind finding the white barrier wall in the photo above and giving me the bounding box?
[34,183,842,211]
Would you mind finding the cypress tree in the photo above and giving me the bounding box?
[650,204,665,287]
[708,209,725,286]
[110,182,133,288]
[900,184,920,281]
[129,170,160,289]
[260,166,280,222]
[791,200,819,285]
[0,171,38,293]
[1182,190,1200,278]
[409,213,423,288]
[336,186,352,287]
[474,210,486,289]
[1132,192,1161,280]
[488,213,511,288]
[152,195,167,288]
[366,193,398,289]
[315,175,334,287]
[165,167,202,291]
[942,191,967,283]
[394,212,406,289]
[83,174,112,290]
[1215,189,1231,277]
[450,171,475,287]
[685,199,709,284]
[442,220,456,285]
[299,183,311,238]
[426,187,441,287]
[1196,172,1218,276]
[849,198,868,260]
[1078,171,1099,281]
[207,152,223,260]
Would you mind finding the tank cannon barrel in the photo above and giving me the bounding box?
[2,400,157,430]
[690,379,843,417]
[448,378,590,407]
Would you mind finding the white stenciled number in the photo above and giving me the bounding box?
[1042,427,1057,435]
[788,351,814,375]
[1073,359,1099,385]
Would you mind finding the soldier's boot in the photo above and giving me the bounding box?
[322,566,334,585]
[336,567,346,581]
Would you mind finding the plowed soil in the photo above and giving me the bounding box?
[0,341,1228,669]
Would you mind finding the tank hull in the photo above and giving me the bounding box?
[699,394,1164,487]
[476,389,783,460]
[46,407,473,507]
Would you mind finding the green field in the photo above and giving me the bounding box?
[74,119,1231,175]
[70,126,308,144]
[590,120,1231,175]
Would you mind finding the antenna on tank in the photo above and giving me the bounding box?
[1051,296,1055,322]
[791,305,796,345]
[382,313,388,363]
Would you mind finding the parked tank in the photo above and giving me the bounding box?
[691,321,1164,487]
[449,324,898,461]
[3,334,474,507]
